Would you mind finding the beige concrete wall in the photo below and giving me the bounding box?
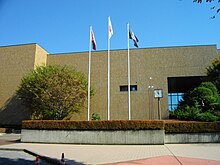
[21,129,165,144]
[0,44,48,126]
[34,44,48,68]
[47,45,219,121]
[0,44,36,106]
[21,129,220,144]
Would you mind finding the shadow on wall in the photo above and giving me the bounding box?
[0,94,31,128]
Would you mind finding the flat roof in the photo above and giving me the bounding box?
[0,43,217,55]
[49,44,217,56]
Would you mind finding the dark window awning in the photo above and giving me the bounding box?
[168,76,206,93]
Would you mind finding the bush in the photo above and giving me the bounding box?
[165,121,220,133]
[91,113,101,121]
[196,112,218,122]
[22,120,164,130]
[22,120,220,133]
[170,103,201,121]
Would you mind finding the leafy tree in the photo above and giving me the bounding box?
[170,55,220,121]
[190,82,219,112]
[206,56,220,91]
[17,65,90,120]
[193,0,220,18]
[178,82,219,108]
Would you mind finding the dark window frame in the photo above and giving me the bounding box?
[120,85,137,92]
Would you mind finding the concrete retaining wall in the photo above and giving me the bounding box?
[21,129,220,144]
[21,129,165,144]
[165,133,220,143]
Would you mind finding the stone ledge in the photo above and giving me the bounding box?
[21,129,165,144]
[165,133,220,144]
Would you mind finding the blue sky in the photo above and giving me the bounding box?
[0,0,219,53]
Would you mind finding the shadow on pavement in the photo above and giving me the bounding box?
[65,159,86,165]
[24,149,85,165]
[0,157,34,165]
[42,157,86,165]
[0,139,20,146]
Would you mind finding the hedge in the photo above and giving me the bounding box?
[22,120,164,130]
[22,120,220,133]
[165,121,220,133]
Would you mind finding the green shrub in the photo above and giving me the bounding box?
[91,113,101,121]
[213,111,220,121]
[170,103,201,121]
[196,112,217,122]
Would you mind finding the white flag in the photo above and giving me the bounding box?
[108,16,113,39]
[90,26,96,50]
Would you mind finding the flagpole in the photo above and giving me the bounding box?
[107,21,110,121]
[88,26,92,121]
[127,23,131,120]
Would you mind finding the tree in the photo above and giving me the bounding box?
[170,82,220,121]
[206,56,220,91]
[178,82,220,111]
[170,55,220,121]
[193,0,220,18]
[190,82,220,112]
[17,65,90,120]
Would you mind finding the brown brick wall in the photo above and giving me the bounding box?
[0,44,48,126]
[0,44,218,125]
[47,45,219,121]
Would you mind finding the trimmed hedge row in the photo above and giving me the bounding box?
[22,120,164,130]
[22,120,220,133]
[165,121,220,133]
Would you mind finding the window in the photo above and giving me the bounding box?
[120,85,137,92]
[168,93,184,111]
[167,76,205,111]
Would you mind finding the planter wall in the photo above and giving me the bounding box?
[165,133,220,144]
[21,129,165,144]
[21,129,220,144]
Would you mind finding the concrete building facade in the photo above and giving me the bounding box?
[0,43,219,126]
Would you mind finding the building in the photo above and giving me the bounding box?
[0,43,219,127]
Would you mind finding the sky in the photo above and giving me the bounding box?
[0,0,219,54]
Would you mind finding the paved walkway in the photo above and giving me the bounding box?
[107,156,220,165]
[0,134,220,164]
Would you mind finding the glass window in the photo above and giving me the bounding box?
[172,96,178,106]
[120,85,137,92]
[168,93,184,111]
[131,85,137,91]
[120,86,128,92]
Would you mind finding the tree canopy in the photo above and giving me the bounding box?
[17,65,89,120]
[206,56,220,91]
[193,0,220,18]
[170,54,220,121]
[170,82,220,121]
